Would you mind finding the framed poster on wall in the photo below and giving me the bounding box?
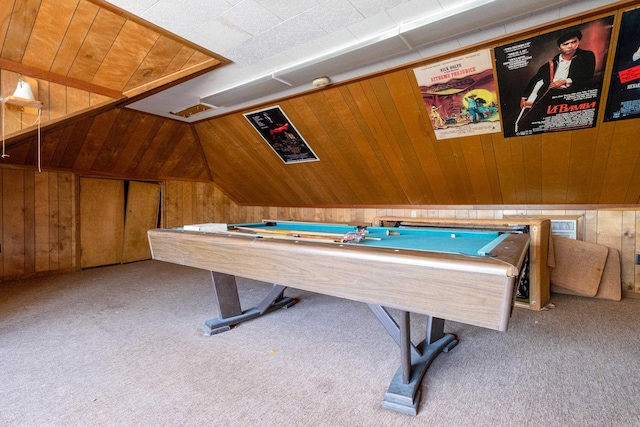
[603,7,640,122]
[494,16,614,137]
[413,49,501,140]
[244,105,319,164]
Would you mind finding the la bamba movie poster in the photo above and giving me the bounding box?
[494,16,614,137]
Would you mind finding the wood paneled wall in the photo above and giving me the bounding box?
[192,5,640,207]
[2,171,638,299]
[162,180,640,299]
[3,3,640,206]
[1,168,76,280]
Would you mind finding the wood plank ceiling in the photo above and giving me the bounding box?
[2,0,640,205]
[1,0,223,181]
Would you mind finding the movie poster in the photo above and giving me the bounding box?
[244,106,319,164]
[494,16,614,137]
[413,49,501,140]
[604,8,640,122]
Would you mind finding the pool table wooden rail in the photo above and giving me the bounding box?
[148,228,530,331]
[373,216,551,311]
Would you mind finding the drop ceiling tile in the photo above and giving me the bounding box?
[141,0,232,36]
[254,0,321,20]
[348,0,405,18]
[347,12,397,41]
[221,33,281,65]
[221,0,282,36]
[224,13,327,65]
[304,0,364,33]
[191,17,252,53]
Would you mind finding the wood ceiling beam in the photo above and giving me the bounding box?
[0,58,125,99]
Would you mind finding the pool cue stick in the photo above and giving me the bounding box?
[224,229,340,243]
[233,226,344,238]
[231,226,381,240]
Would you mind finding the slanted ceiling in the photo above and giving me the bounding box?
[0,0,224,134]
[2,1,640,205]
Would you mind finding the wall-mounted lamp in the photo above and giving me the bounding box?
[12,78,36,101]
[2,76,44,171]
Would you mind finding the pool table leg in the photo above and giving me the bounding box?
[202,271,297,336]
[368,304,458,416]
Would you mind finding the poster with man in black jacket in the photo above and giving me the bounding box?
[494,17,613,137]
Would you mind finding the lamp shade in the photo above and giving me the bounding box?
[12,78,36,101]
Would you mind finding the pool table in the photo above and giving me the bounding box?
[147,220,529,415]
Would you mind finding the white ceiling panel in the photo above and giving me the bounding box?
[347,0,407,19]
[141,1,232,36]
[304,0,364,33]
[254,0,322,20]
[221,0,282,36]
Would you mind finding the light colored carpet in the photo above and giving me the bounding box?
[1,260,639,427]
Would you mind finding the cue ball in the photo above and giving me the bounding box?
[451,233,456,238]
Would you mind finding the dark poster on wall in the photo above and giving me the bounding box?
[244,106,319,164]
[494,16,614,137]
[603,7,640,122]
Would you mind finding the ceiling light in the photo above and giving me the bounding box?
[312,77,331,88]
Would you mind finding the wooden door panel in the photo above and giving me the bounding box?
[122,181,160,263]
[80,177,124,268]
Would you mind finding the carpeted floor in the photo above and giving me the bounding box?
[1,260,639,427]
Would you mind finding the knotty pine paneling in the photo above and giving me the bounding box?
[2,0,224,95]
[188,5,640,207]
[2,1,640,205]
[3,169,26,276]
[566,128,599,204]
[193,65,640,206]
[21,0,79,71]
[600,122,640,203]
[3,102,210,181]
[91,20,158,92]
[0,168,75,280]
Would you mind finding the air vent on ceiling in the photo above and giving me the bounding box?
[170,103,215,118]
